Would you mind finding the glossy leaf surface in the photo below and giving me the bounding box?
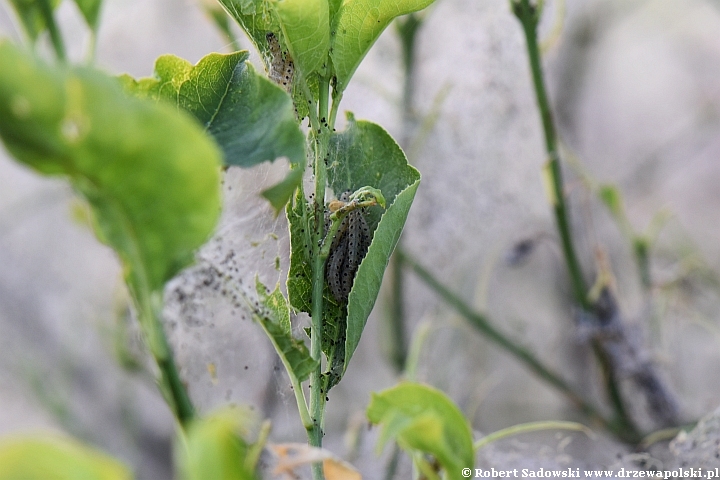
[0,41,222,295]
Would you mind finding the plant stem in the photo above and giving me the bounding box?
[512,0,641,441]
[156,343,195,426]
[473,420,592,451]
[136,287,194,428]
[383,443,402,480]
[254,316,313,429]
[308,76,332,480]
[387,254,407,373]
[396,13,422,147]
[383,13,425,375]
[37,0,66,62]
[512,0,587,310]
[398,250,614,432]
[329,91,342,131]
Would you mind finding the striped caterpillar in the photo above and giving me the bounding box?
[265,32,294,93]
[324,192,372,303]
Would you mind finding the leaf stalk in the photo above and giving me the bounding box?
[37,0,66,62]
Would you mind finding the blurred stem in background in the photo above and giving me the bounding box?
[387,0,646,445]
[37,0,66,61]
[199,0,241,51]
[512,0,642,442]
[383,13,425,377]
[380,14,425,479]
[398,250,620,436]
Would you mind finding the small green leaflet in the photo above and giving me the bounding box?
[367,383,474,479]
[254,279,318,383]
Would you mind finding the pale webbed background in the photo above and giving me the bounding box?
[2,0,720,476]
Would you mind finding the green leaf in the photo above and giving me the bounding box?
[72,0,103,30]
[120,51,305,211]
[120,51,304,168]
[254,279,319,383]
[261,166,304,212]
[0,40,222,301]
[367,383,474,478]
[287,115,420,388]
[7,0,61,42]
[274,0,330,78]
[217,0,318,119]
[0,436,132,480]
[330,0,437,92]
[329,116,420,373]
[178,408,259,480]
[217,0,277,59]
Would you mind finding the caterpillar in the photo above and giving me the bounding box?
[325,192,372,303]
[266,32,294,93]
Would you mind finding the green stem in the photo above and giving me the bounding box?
[383,13,424,375]
[319,78,330,130]
[512,0,641,441]
[512,0,587,310]
[156,346,195,426]
[383,443,402,480]
[255,316,313,429]
[329,91,342,131]
[37,0,66,62]
[387,253,407,373]
[396,13,422,147]
[309,76,332,480]
[398,250,614,432]
[136,288,194,428]
[473,421,592,451]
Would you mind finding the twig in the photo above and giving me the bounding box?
[398,249,616,433]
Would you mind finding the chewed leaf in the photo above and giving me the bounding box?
[217,0,277,58]
[120,51,304,168]
[120,51,305,211]
[367,383,474,477]
[0,436,131,480]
